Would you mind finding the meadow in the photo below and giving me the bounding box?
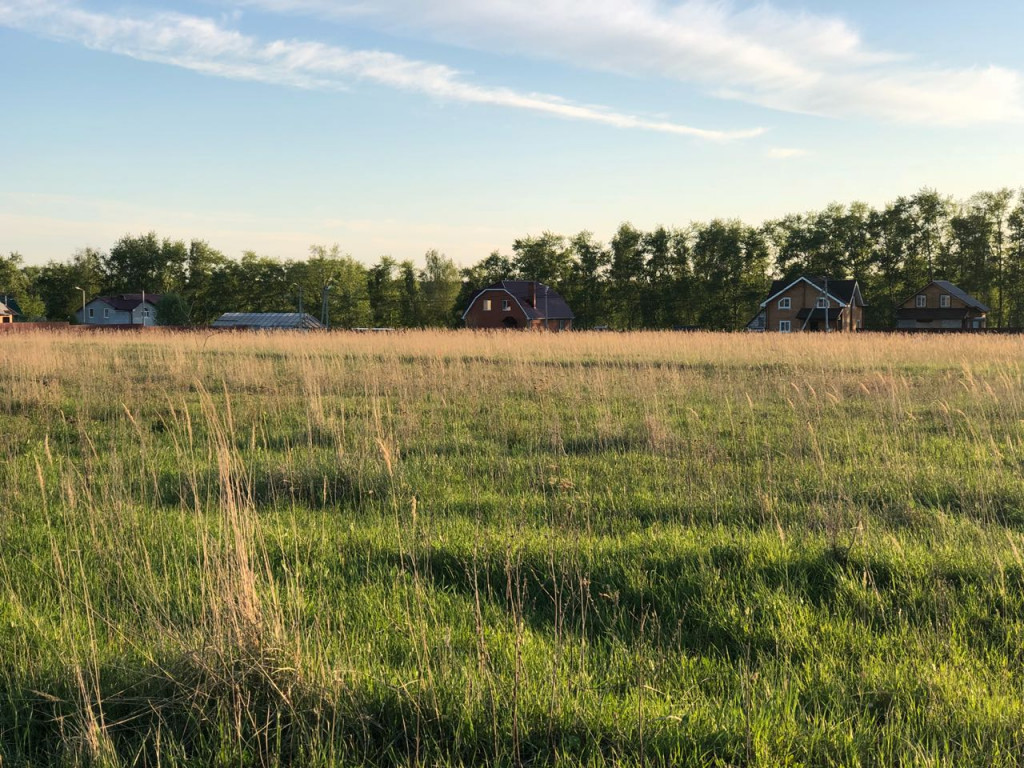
[3,329,1024,766]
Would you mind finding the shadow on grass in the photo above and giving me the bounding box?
[1,647,746,768]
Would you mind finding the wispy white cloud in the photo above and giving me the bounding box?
[0,0,762,141]
[766,147,808,160]
[239,0,1024,125]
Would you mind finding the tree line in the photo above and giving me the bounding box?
[3,186,1024,329]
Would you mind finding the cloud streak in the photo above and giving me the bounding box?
[240,0,1024,125]
[0,0,762,141]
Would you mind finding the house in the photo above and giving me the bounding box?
[78,293,162,326]
[895,280,989,330]
[462,280,574,331]
[759,276,865,332]
[0,300,14,324]
[211,312,324,330]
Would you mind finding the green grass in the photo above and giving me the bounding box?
[3,330,1024,766]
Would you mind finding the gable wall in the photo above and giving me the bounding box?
[900,284,970,311]
[464,289,532,329]
[765,281,852,332]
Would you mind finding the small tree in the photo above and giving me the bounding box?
[156,293,191,326]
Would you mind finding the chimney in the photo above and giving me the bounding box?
[528,282,537,308]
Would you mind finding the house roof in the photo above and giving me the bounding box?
[463,280,575,320]
[745,309,766,331]
[763,276,865,308]
[211,312,324,329]
[0,301,13,316]
[930,281,990,312]
[94,293,164,311]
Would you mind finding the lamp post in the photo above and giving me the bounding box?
[74,286,86,324]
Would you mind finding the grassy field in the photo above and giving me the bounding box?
[3,329,1024,766]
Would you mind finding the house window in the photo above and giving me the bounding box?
[88,308,94,319]
[502,300,511,311]
[482,299,492,311]
[940,294,951,308]
[143,308,150,317]
[778,297,791,310]
[103,308,110,318]
[816,297,829,308]
[779,320,791,333]
[916,295,927,308]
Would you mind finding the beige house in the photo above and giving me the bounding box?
[896,281,988,330]
[752,276,865,333]
[0,300,13,324]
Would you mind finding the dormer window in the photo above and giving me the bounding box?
[778,297,791,310]
[916,295,927,308]
[940,294,950,308]
[816,297,829,308]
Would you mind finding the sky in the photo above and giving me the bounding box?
[2,0,1023,268]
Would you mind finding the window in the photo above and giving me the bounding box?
[916,294,927,308]
[482,299,492,311]
[779,320,791,333]
[816,297,829,308]
[88,308,94,318]
[142,308,150,317]
[778,297,791,310]
[103,308,110,318]
[940,294,951,308]
[502,300,511,311]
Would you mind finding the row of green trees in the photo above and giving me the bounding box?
[3,186,1023,329]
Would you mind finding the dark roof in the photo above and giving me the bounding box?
[746,309,766,331]
[896,307,969,321]
[211,312,324,329]
[466,280,574,320]
[96,293,164,311]
[765,276,865,307]
[931,281,990,312]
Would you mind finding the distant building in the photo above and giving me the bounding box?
[758,276,865,333]
[78,293,162,326]
[896,280,989,330]
[211,312,325,330]
[462,280,574,331]
[0,300,14,324]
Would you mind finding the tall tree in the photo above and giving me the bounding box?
[368,256,403,327]
[419,250,461,327]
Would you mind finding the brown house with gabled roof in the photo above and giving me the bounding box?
[896,280,989,330]
[753,276,865,333]
[462,280,574,331]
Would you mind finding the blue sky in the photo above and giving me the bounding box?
[2,0,1023,267]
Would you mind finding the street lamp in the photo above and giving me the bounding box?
[74,286,86,324]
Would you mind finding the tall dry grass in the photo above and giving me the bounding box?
[3,329,1024,766]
